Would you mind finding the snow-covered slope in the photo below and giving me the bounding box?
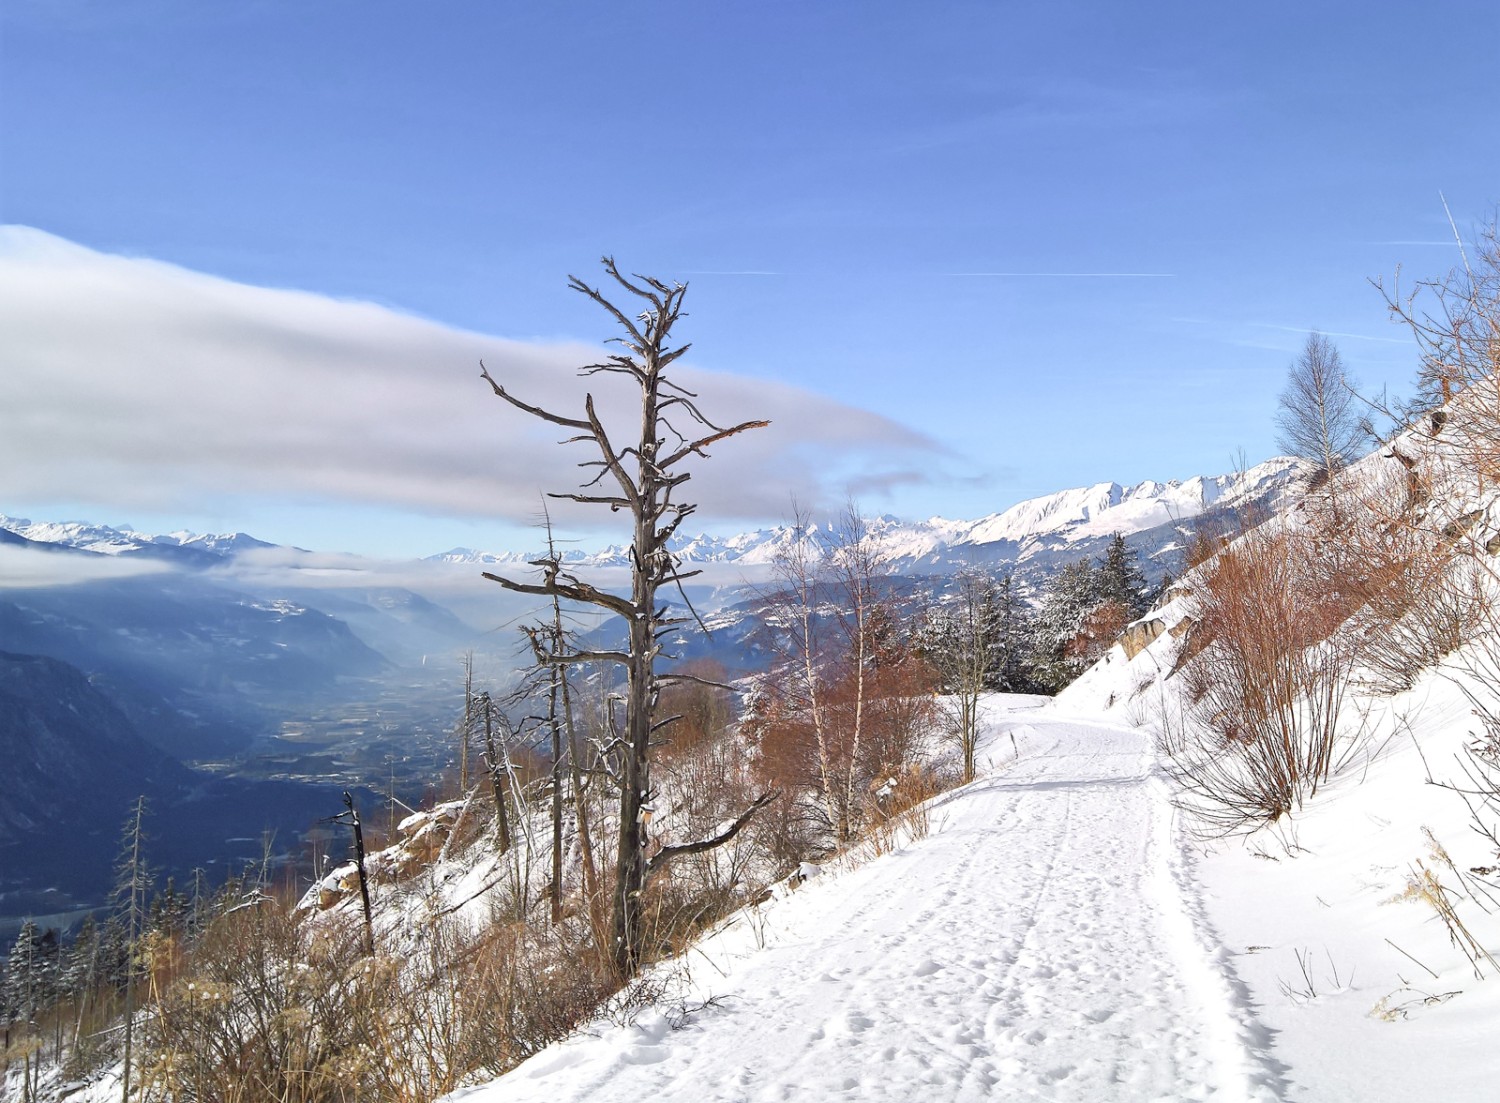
[440,417,1500,1101]
[446,699,1285,1103]
[1045,403,1500,1100]
[442,673,1500,1101]
[1056,604,1500,1099]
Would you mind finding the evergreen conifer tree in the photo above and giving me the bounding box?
[1097,533,1149,618]
[1029,558,1105,692]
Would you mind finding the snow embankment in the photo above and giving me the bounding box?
[446,698,1281,1103]
[1060,581,1500,1102]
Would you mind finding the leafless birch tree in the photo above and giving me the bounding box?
[1275,331,1362,483]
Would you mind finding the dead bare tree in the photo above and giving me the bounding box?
[479,258,769,978]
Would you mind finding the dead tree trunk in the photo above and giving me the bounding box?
[479,694,512,855]
[480,258,768,977]
[336,792,376,956]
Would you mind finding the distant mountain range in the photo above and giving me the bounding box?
[428,457,1310,581]
[0,514,279,565]
[5,457,1309,580]
[425,457,1313,673]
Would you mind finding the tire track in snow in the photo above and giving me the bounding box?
[449,703,1286,1103]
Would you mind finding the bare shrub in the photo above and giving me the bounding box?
[1163,520,1363,833]
[860,762,947,859]
[1336,467,1490,693]
[1377,218,1500,470]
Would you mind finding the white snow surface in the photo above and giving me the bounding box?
[447,698,1284,1103]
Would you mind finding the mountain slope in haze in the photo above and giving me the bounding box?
[0,575,390,758]
[0,649,367,925]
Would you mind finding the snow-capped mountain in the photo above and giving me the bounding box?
[430,457,1311,576]
[4,457,1308,579]
[0,514,275,562]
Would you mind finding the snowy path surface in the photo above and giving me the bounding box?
[451,700,1284,1102]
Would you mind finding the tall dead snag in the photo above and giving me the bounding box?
[480,258,769,978]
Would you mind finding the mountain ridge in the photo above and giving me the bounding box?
[427,457,1311,574]
[3,458,1309,574]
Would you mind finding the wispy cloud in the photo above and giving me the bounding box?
[0,545,172,588]
[0,228,938,530]
[1246,322,1407,345]
[946,271,1175,278]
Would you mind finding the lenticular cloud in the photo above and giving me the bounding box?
[0,227,938,526]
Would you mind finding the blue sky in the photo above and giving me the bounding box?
[3,0,1498,557]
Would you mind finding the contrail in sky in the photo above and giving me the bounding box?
[946,271,1175,278]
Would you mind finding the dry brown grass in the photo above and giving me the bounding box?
[133,890,619,1103]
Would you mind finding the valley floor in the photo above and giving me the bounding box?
[449,699,1285,1102]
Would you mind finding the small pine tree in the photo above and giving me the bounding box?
[4,919,43,1030]
[1029,558,1105,691]
[983,573,1036,692]
[1097,533,1150,619]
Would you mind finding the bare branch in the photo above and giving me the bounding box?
[662,419,771,469]
[656,671,736,692]
[645,791,779,877]
[479,361,592,432]
[482,570,635,619]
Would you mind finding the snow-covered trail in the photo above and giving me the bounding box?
[452,700,1285,1103]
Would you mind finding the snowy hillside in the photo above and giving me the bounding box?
[446,699,1286,1103]
[1050,627,1500,1098]
[436,418,1500,1100]
[26,442,1500,1102]
[1044,402,1500,1099]
[444,681,1500,1101]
